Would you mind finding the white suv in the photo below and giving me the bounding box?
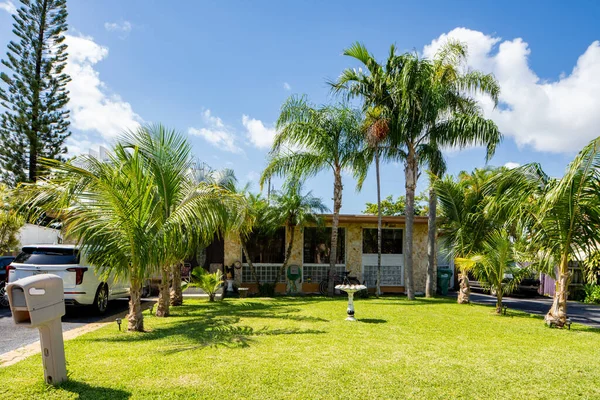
[7,244,129,314]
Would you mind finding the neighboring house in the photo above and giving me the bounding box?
[17,223,62,248]
[208,214,433,295]
[539,262,585,298]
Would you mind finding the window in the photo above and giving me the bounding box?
[242,265,285,283]
[363,265,403,287]
[362,229,402,254]
[303,227,345,264]
[242,227,286,264]
[14,247,79,265]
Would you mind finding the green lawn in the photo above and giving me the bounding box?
[0,296,599,399]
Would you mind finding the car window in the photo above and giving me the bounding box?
[0,258,14,267]
[14,248,79,265]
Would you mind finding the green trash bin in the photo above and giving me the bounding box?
[437,269,451,296]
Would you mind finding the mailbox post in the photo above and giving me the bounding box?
[7,274,67,385]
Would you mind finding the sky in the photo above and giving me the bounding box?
[0,0,599,213]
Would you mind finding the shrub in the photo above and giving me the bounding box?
[583,283,600,304]
[186,268,223,301]
[258,283,276,297]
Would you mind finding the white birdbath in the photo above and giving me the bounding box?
[335,284,367,321]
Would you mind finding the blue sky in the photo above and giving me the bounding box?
[1,0,599,213]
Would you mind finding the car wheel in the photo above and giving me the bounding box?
[0,286,8,307]
[94,284,109,315]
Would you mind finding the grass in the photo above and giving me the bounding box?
[0,296,599,399]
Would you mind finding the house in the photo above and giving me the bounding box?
[194,214,433,295]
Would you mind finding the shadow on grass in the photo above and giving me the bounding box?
[58,380,130,399]
[359,318,387,324]
[85,299,328,352]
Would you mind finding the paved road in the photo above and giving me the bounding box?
[468,292,600,329]
[0,299,130,355]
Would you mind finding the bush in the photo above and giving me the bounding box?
[583,283,600,304]
[258,283,276,297]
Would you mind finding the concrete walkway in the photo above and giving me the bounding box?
[468,292,600,329]
[0,299,155,367]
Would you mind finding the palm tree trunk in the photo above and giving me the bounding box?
[404,148,417,300]
[545,256,570,327]
[274,225,295,285]
[426,186,437,298]
[128,277,144,332]
[375,149,382,297]
[170,263,183,306]
[495,287,503,314]
[457,269,470,304]
[328,167,343,297]
[241,240,260,286]
[156,266,170,317]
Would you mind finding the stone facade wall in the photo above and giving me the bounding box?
[223,219,432,294]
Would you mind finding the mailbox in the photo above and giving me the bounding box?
[7,274,67,385]
[7,274,65,327]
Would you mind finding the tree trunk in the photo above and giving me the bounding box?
[545,257,570,327]
[156,266,170,317]
[375,149,382,297]
[328,167,343,297]
[29,0,48,183]
[170,263,183,306]
[426,186,437,298]
[495,287,503,314]
[457,270,470,304]
[241,240,260,286]
[274,225,295,285]
[404,149,417,300]
[127,278,144,332]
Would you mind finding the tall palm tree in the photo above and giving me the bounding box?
[119,125,244,315]
[435,168,497,304]
[260,96,362,296]
[489,137,600,327]
[332,41,501,299]
[268,180,328,286]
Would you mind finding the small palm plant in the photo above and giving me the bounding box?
[185,268,223,302]
[457,230,527,314]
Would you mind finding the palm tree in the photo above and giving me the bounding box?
[185,268,223,302]
[25,126,243,330]
[332,41,501,299]
[435,168,497,304]
[24,145,160,331]
[268,180,328,286]
[489,137,600,327]
[260,96,362,296]
[119,125,244,315]
[457,229,526,314]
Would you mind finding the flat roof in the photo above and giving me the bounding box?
[321,214,428,224]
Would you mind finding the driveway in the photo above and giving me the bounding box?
[468,292,600,329]
[0,299,131,355]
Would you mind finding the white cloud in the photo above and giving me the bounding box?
[242,115,277,149]
[188,110,243,154]
[0,1,16,14]
[283,82,291,91]
[104,21,133,38]
[423,28,600,153]
[504,162,521,169]
[104,21,132,33]
[65,34,142,139]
